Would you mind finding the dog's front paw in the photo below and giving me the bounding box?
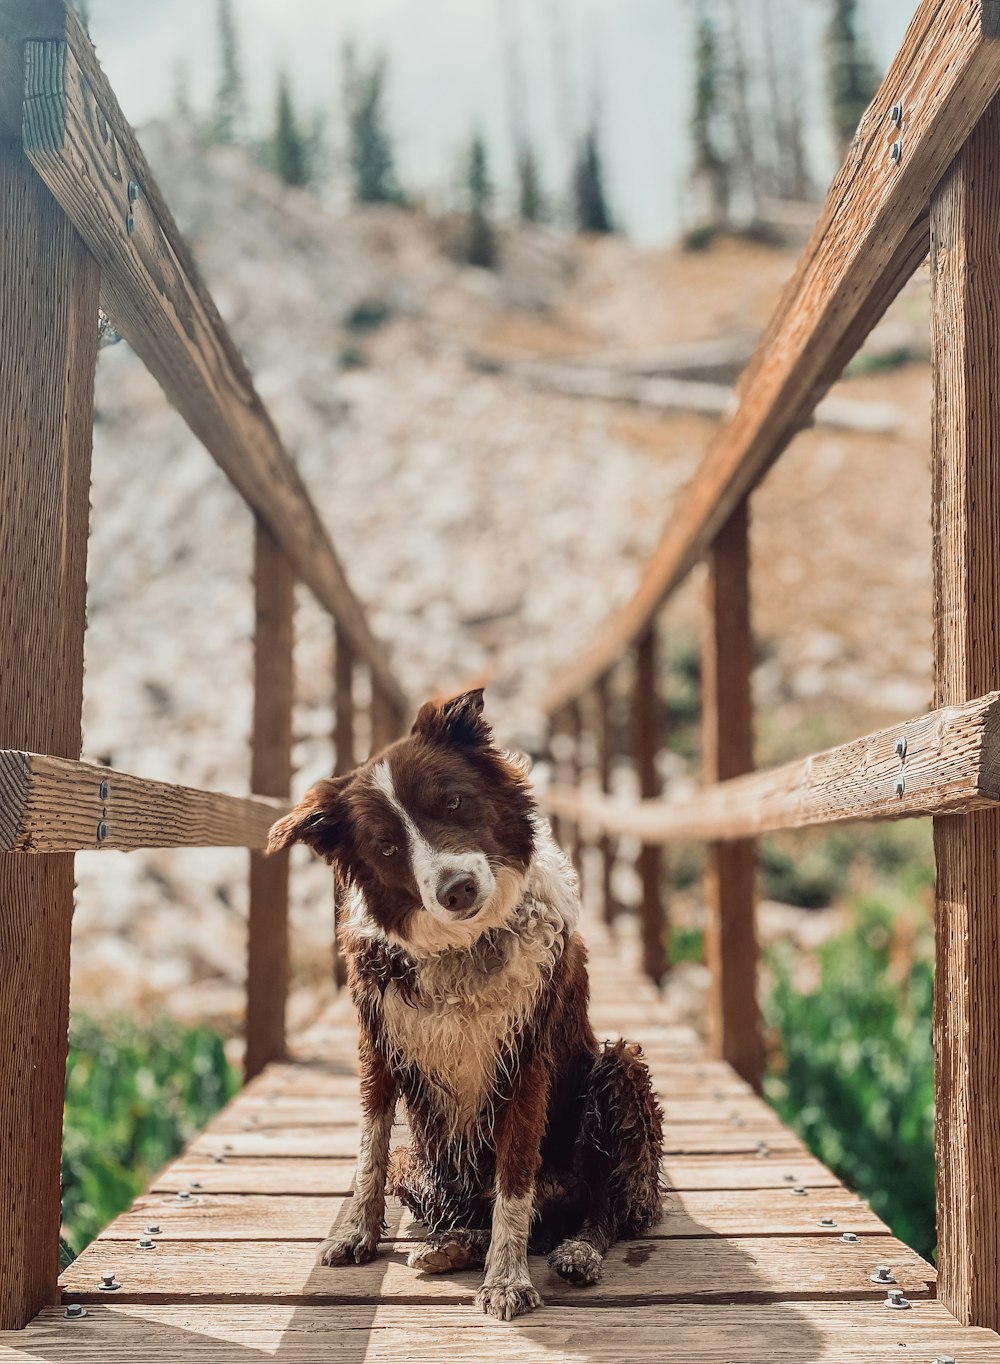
[408,1239,472,1274]
[475,1276,542,1321]
[548,1238,602,1286]
[318,1229,380,1266]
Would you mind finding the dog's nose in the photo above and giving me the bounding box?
[436,870,479,913]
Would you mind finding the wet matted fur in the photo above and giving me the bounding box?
[268,689,663,1321]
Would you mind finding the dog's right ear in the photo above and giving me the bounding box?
[267,776,349,862]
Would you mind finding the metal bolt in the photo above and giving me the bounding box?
[97,820,109,842]
[871,1263,895,1284]
[176,1190,191,1201]
[841,1232,860,1243]
[895,777,906,798]
[127,180,139,204]
[212,1153,226,1163]
[144,1224,161,1236]
[99,778,110,802]
[64,1303,87,1319]
[98,1272,120,1291]
[890,101,903,127]
[790,1186,807,1196]
[783,1173,796,1182]
[125,211,135,235]
[895,736,907,760]
[137,1238,156,1250]
[890,138,903,165]
[189,1181,202,1190]
[818,1217,837,1227]
[885,1289,911,1310]
[932,1356,957,1364]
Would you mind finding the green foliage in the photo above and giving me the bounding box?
[516,142,545,224]
[760,823,933,910]
[764,896,935,1258]
[465,132,497,269]
[846,345,915,378]
[573,122,613,235]
[669,924,705,966]
[343,44,400,205]
[346,299,392,332]
[339,344,368,369]
[690,9,729,229]
[212,0,245,145]
[826,0,880,157]
[62,1015,238,1257]
[272,74,309,188]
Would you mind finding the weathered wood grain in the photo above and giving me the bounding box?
[593,672,617,925]
[632,628,666,981]
[703,502,761,1089]
[930,94,1000,1333]
[5,1301,1000,1364]
[19,14,406,714]
[543,691,1000,844]
[662,1157,842,1191]
[245,518,294,1081]
[0,144,99,1330]
[0,751,288,853]
[543,0,1000,715]
[149,1156,359,1197]
[59,1234,934,1304]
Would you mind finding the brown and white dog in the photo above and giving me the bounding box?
[268,689,663,1321]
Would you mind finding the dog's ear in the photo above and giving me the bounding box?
[411,688,490,749]
[267,776,350,862]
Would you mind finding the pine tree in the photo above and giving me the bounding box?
[516,141,544,223]
[344,45,399,204]
[466,132,497,268]
[212,0,245,145]
[273,74,309,188]
[690,9,730,228]
[826,0,880,157]
[573,121,612,234]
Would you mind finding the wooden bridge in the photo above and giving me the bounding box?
[3,0,1000,1358]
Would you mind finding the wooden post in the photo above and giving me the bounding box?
[632,627,667,983]
[566,699,584,886]
[0,148,100,1329]
[370,679,396,757]
[334,623,356,777]
[930,98,1000,1331]
[595,673,616,926]
[702,499,762,1090]
[245,518,294,1081]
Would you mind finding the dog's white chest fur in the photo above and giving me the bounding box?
[380,841,579,1132]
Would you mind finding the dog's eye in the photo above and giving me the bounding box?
[445,796,461,812]
[380,842,398,857]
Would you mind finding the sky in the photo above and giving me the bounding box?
[85,0,921,243]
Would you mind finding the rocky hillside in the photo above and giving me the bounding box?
[72,124,934,1027]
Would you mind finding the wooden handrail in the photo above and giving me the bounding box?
[0,750,288,853]
[17,6,406,716]
[543,0,1000,716]
[542,692,1000,844]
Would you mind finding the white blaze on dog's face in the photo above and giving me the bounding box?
[267,690,537,953]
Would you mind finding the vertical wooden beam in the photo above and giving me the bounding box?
[370,679,397,757]
[332,622,355,990]
[930,99,1000,1331]
[334,623,356,777]
[595,672,616,926]
[0,149,99,1329]
[632,627,667,983]
[702,499,761,1090]
[245,518,294,1081]
[566,698,584,886]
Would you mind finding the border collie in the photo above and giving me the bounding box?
[268,689,663,1321]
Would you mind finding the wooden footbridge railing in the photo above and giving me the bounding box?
[0,0,408,1333]
[541,0,1000,1335]
[3,0,1000,1357]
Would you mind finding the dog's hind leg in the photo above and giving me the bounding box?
[548,1039,663,1287]
[407,1229,489,1274]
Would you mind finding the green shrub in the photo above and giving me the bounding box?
[62,1015,239,1258]
[669,924,705,966]
[764,895,935,1258]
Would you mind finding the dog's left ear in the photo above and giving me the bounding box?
[267,776,350,862]
[412,688,490,748]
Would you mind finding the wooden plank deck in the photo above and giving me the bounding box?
[2,918,1000,1362]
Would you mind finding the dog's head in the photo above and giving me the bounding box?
[268,689,536,953]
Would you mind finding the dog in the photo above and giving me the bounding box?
[268,688,663,1321]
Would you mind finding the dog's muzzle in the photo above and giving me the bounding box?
[435,869,482,915]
